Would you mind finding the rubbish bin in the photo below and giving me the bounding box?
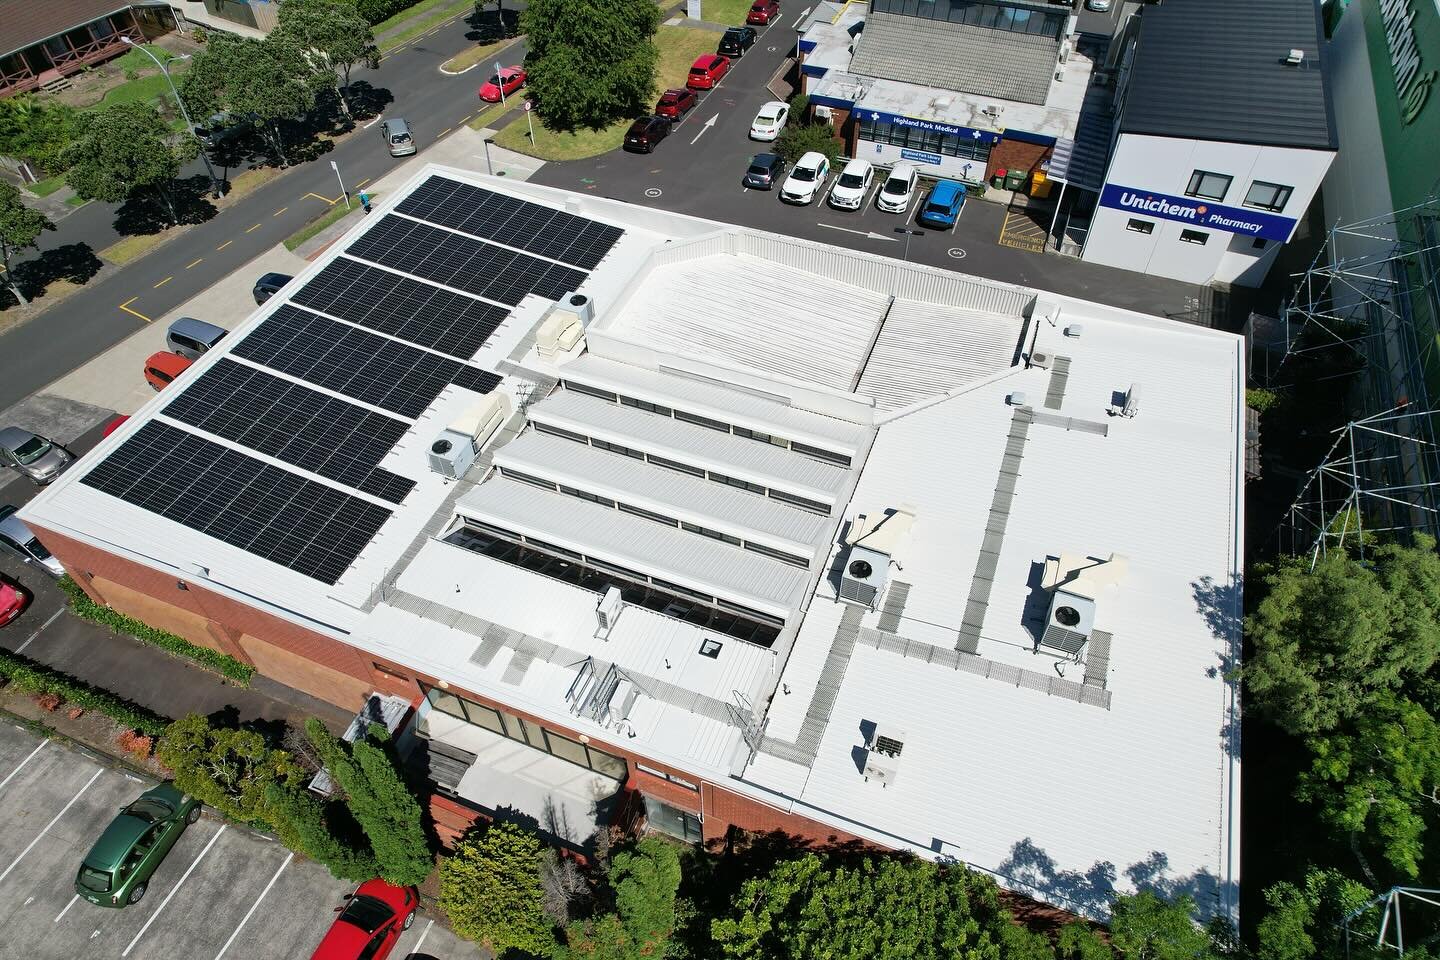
[1005,170,1027,191]
[992,167,1008,190]
[1030,170,1052,198]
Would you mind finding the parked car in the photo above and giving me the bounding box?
[917,179,967,228]
[749,100,789,141]
[379,117,416,157]
[0,573,30,628]
[743,153,786,190]
[1086,0,1112,10]
[101,415,129,438]
[310,879,419,960]
[747,0,780,24]
[876,163,920,213]
[654,88,697,120]
[75,783,201,908]
[0,505,65,578]
[252,272,294,305]
[0,426,73,485]
[780,151,830,205]
[718,25,757,57]
[686,54,730,90]
[623,116,672,153]
[194,111,256,148]
[828,158,874,210]
[145,351,194,392]
[166,316,227,360]
[478,65,526,102]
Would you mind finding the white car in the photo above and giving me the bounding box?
[828,158,874,210]
[780,152,830,205]
[750,101,789,141]
[876,163,919,213]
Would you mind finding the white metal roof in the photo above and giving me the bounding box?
[857,299,1027,411]
[455,477,814,620]
[527,390,851,503]
[494,429,832,557]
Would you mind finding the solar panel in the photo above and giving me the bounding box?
[345,215,587,306]
[81,421,391,585]
[395,177,624,270]
[290,257,508,360]
[231,305,501,419]
[163,358,416,504]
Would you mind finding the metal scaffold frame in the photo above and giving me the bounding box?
[1345,886,1440,959]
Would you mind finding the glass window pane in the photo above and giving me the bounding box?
[520,718,547,750]
[643,795,702,843]
[428,689,468,720]
[464,699,505,734]
[546,731,591,767]
[587,746,629,779]
[500,710,526,741]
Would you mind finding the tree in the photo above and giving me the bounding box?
[559,837,682,958]
[1255,868,1371,960]
[1002,924,1063,960]
[157,713,302,824]
[521,0,661,130]
[0,180,53,305]
[541,848,593,924]
[1107,892,1212,960]
[274,0,375,119]
[264,782,380,881]
[1057,922,1115,960]
[0,96,80,172]
[438,821,555,956]
[182,33,316,166]
[62,103,195,225]
[710,853,1008,960]
[776,120,840,165]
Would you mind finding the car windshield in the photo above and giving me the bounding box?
[689,66,705,75]
[340,895,394,934]
[757,110,780,123]
[486,74,503,86]
[838,172,866,188]
[27,537,51,561]
[78,866,111,893]
[883,176,910,195]
[926,202,950,213]
[747,164,770,177]
[125,799,172,823]
[792,165,818,182]
[11,436,51,465]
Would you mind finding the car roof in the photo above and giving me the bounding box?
[757,100,786,113]
[147,351,195,375]
[695,54,721,66]
[83,813,151,870]
[168,316,227,341]
[257,272,292,286]
[0,426,38,448]
[887,164,917,181]
[0,505,32,542]
[930,180,965,202]
[840,158,871,174]
[750,153,781,167]
[797,151,827,166]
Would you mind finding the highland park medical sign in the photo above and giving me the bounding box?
[1379,0,1436,124]
[1098,185,1300,242]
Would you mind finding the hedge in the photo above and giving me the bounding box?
[356,0,416,24]
[0,647,170,736]
[58,577,254,684]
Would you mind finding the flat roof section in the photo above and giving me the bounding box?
[857,299,1027,411]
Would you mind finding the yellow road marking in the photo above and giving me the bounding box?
[119,298,152,323]
[153,276,172,288]
[305,191,339,205]
[186,258,203,269]
[355,177,371,189]
[439,127,452,137]
[460,115,473,124]
[273,206,288,217]
[216,240,233,251]
[245,223,261,233]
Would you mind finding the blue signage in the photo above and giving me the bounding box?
[1098,184,1298,242]
[901,148,943,165]
[863,109,1002,145]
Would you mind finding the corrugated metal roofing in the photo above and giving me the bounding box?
[849,11,1061,106]
[856,299,1025,411]
[494,430,831,556]
[455,478,812,618]
[1120,0,1336,150]
[527,391,850,501]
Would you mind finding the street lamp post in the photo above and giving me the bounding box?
[483,137,495,176]
[121,37,222,198]
[895,226,923,264]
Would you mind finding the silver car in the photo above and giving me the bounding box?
[0,505,64,577]
[0,426,73,485]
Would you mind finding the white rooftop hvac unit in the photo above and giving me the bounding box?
[595,586,623,640]
[428,393,513,479]
[1038,553,1128,660]
[839,506,916,609]
[536,292,594,362]
[862,725,905,787]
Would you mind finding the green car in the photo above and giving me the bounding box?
[75,783,201,908]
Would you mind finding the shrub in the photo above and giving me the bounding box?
[157,713,302,824]
[117,730,154,759]
[36,692,62,711]
[0,647,169,735]
[439,821,555,955]
[355,0,413,25]
[776,120,840,165]
[1247,386,1281,414]
[264,781,380,881]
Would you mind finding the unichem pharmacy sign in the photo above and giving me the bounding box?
[1379,0,1436,123]
[1099,185,1299,242]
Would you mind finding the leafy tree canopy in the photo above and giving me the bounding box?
[1107,892,1212,960]
[521,0,661,130]
[157,713,302,824]
[274,0,375,115]
[0,96,80,171]
[62,102,195,222]
[0,179,54,305]
[439,821,555,956]
[776,120,840,165]
[1256,868,1372,960]
[181,33,315,163]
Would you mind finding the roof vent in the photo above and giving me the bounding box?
[1285,48,1305,65]
[983,104,1003,120]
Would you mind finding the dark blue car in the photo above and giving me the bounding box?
[917,179,967,229]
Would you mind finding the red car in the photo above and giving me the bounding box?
[747,0,780,24]
[144,351,193,392]
[310,879,418,960]
[0,574,30,627]
[101,415,129,438]
[479,65,526,102]
[655,88,697,120]
[686,54,731,90]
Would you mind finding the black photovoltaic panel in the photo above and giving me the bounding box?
[163,358,416,504]
[290,257,508,360]
[232,305,501,419]
[396,177,624,270]
[346,215,587,306]
[81,421,391,585]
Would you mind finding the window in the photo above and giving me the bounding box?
[587,746,629,779]
[563,381,617,402]
[674,409,730,433]
[500,467,557,490]
[373,662,410,684]
[619,502,679,526]
[1243,181,1292,212]
[429,690,469,721]
[789,441,851,466]
[534,422,588,444]
[636,762,699,790]
[646,454,705,477]
[743,541,810,567]
[620,395,673,416]
[1185,170,1232,202]
[1126,218,1155,235]
[644,795,702,843]
[1252,237,1268,250]
[699,638,723,659]
[1179,229,1209,245]
[545,730,591,767]
[767,488,831,514]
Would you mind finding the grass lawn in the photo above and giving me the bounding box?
[24,174,66,197]
[442,35,517,73]
[216,167,282,206]
[702,0,754,25]
[283,195,373,251]
[497,25,718,161]
[112,44,181,74]
[65,195,88,207]
[85,72,179,112]
[378,0,475,53]
[101,230,180,266]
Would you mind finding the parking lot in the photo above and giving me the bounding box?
[0,722,485,960]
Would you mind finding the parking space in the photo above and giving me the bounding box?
[0,723,486,960]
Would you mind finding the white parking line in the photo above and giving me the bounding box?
[411,919,434,955]
[212,850,292,960]
[55,894,79,923]
[15,606,66,654]
[0,767,102,886]
[122,825,227,957]
[0,740,47,793]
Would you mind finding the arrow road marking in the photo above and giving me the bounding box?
[816,223,900,241]
[691,113,719,144]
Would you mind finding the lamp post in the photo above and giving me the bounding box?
[895,226,923,264]
[483,137,495,176]
[121,37,221,198]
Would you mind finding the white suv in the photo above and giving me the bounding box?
[780,152,830,205]
[876,163,919,213]
[828,158,874,210]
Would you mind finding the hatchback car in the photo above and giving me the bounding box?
[310,879,419,960]
[686,54,730,90]
[747,0,780,24]
[145,351,193,392]
[743,153,786,190]
[0,573,30,628]
[252,272,293,305]
[166,316,227,360]
[780,151,830,204]
[917,179,967,228]
[750,100,789,141]
[0,426,73,485]
[828,158,874,210]
[876,163,919,213]
[75,783,201,908]
[379,117,416,157]
[655,88,697,120]
[479,65,526,102]
[623,115,671,153]
[718,25,757,57]
[0,505,64,578]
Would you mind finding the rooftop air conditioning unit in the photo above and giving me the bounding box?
[1029,351,1053,369]
[839,506,916,609]
[595,586,623,639]
[429,430,476,479]
[428,393,513,478]
[1286,48,1305,65]
[1047,589,1096,636]
[840,545,889,608]
[814,104,833,120]
[608,677,639,724]
[862,725,905,787]
[557,291,596,328]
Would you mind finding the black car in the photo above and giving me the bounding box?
[251,272,293,305]
[624,115,672,153]
[718,26,757,58]
[743,153,786,190]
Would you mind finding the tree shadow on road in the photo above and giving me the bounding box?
[467,8,521,42]
[344,81,394,123]
[0,242,104,310]
[111,174,219,236]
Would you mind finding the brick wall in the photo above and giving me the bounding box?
[700,782,871,848]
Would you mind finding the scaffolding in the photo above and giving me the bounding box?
[1345,887,1440,959]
